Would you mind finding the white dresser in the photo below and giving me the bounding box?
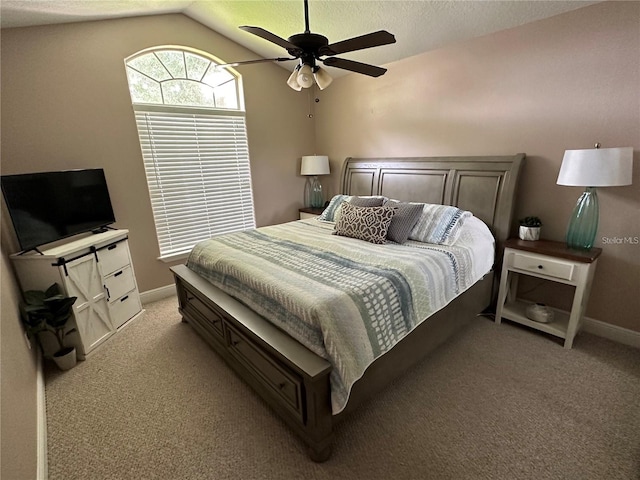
[11,229,143,358]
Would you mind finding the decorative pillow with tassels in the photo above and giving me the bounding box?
[408,204,472,245]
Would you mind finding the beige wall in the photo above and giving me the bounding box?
[315,1,640,332]
[1,13,313,293]
[1,244,39,480]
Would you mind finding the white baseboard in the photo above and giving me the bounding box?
[583,317,640,349]
[37,353,48,480]
[139,284,176,305]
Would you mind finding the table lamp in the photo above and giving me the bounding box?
[557,143,633,250]
[301,155,330,208]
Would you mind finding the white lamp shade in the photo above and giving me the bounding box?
[287,68,302,91]
[313,67,333,90]
[297,64,314,89]
[301,155,330,176]
[557,146,633,187]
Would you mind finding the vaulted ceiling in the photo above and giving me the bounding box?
[1,1,599,77]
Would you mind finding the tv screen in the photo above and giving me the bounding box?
[1,169,116,252]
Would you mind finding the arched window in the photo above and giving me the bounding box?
[125,47,255,260]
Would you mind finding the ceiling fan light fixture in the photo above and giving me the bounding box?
[232,0,396,92]
[313,67,333,90]
[287,67,303,91]
[297,64,315,88]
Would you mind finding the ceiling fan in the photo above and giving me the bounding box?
[216,0,396,91]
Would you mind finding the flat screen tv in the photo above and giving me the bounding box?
[1,169,116,253]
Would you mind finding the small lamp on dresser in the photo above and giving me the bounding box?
[301,155,330,208]
[557,143,633,250]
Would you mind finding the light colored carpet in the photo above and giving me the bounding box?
[45,295,640,480]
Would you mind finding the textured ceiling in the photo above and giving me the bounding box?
[1,1,599,77]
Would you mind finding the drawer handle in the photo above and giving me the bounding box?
[108,244,117,250]
[232,339,240,346]
[278,382,287,390]
[187,295,194,301]
[120,295,129,302]
[114,270,123,277]
[537,265,544,269]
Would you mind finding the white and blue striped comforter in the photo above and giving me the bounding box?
[187,217,493,414]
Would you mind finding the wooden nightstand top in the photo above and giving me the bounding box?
[505,238,602,263]
[299,207,325,215]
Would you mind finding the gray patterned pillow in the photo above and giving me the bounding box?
[333,203,395,244]
[318,194,386,223]
[385,200,424,243]
[349,196,384,207]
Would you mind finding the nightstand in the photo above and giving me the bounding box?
[495,238,602,349]
[299,207,325,219]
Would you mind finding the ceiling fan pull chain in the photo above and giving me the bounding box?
[307,86,314,118]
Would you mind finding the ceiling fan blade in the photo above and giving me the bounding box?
[240,26,302,56]
[319,30,396,57]
[215,57,296,68]
[322,57,387,78]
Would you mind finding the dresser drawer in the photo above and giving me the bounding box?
[104,266,136,303]
[97,240,131,276]
[109,289,142,329]
[511,252,575,281]
[183,289,225,340]
[226,324,303,421]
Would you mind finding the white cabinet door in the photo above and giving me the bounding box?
[62,254,114,353]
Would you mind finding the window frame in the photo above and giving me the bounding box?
[124,46,255,262]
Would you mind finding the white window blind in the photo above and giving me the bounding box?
[135,108,255,259]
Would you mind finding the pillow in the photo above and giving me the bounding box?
[318,194,351,222]
[408,204,472,245]
[349,196,384,207]
[333,203,395,244]
[318,194,385,222]
[384,200,424,244]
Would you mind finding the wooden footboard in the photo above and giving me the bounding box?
[171,264,493,461]
[171,264,334,461]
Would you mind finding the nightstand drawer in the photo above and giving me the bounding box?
[512,252,575,281]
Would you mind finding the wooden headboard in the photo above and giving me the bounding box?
[340,154,525,249]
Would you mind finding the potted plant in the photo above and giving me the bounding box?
[518,216,542,241]
[20,283,78,370]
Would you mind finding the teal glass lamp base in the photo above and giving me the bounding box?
[566,187,599,250]
[303,178,311,208]
[310,176,324,208]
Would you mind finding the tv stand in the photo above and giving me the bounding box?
[10,229,144,359]
[17,247,44,256]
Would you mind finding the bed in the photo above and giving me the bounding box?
[171,154,524,461]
